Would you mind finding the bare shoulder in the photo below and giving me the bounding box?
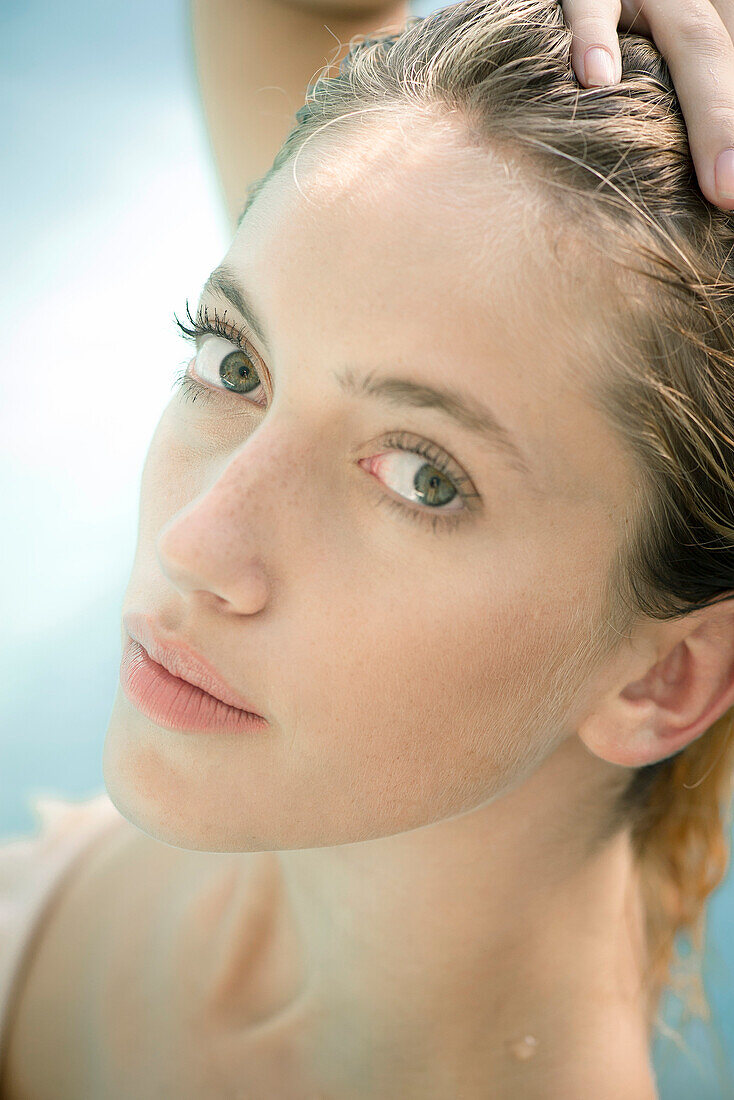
[1,817,154,1099]
[2,815,264,1099]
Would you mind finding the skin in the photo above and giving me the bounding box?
[100,119,734,1098]
[191,0,734,231]
[189,0,414,228]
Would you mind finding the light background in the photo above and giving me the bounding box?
[1,1,732,1093]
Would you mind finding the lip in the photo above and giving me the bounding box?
[122,611,265,718]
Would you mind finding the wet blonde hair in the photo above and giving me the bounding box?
[241,0,734,1069]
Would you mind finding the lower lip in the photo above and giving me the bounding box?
[120,637,268,733]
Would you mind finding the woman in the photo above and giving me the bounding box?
[2,1,734,1096]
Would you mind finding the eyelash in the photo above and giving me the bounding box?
[172,301,480,533]
[174,299,261,370]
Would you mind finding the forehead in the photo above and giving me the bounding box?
[224,119,636,510]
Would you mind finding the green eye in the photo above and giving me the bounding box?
[192,335,267,407]
[218,348,262,395]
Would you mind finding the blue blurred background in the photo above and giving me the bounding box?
[1,1,732,1094]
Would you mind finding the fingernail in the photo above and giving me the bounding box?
[715,148,734,200]
[584,46,616,87]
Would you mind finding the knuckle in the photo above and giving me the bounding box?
[581,17,617,40]
[563,0,621,33]
[675,7,731,53]
[700,103,734,131]
[573,20,619,52]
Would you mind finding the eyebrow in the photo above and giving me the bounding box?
[203,266,270,348]
[202,265,532,477]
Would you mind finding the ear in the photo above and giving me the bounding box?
[577,596,734,767]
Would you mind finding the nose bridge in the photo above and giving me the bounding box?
[156,412,315,603]
[217,409,320,517]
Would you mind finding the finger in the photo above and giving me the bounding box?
[618,0,652,35]
[642,0,734,209]
[562,0,623,87]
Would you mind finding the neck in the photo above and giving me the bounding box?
[207,737,658,1098]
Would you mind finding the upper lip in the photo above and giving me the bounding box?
[123,611,265,718]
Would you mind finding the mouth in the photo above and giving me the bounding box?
[119,636,268,734]
[122,611,265,717]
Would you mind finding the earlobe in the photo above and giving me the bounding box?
[577,601,734,769]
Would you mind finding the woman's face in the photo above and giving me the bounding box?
[104,123,638,851]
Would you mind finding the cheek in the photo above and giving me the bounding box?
[134,407,222,548]
[285,555,591,836]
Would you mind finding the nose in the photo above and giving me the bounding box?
[156,448,274,616]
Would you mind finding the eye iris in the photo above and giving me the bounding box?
[219,350,260,394]
[414,465,456,507]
